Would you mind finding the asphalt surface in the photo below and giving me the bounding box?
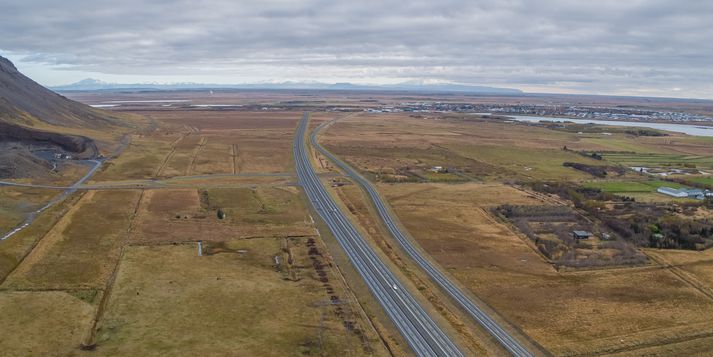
[294,112,464,357]
[0,172,295,191]
[311,116,536,357]
[1,159,103,241]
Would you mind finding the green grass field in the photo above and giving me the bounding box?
[584,179,689,193]
[603,153,713,169]
[688,176,713,186]
[448,144,602,181]
[418,171,468,182]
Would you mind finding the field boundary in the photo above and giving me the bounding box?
[0,192,87,285]
[82,189,145,348]
[154,133,188,177]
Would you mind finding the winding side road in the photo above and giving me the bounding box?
[311,115,536,357]
[1,159,103,241]
[294,112,464,357]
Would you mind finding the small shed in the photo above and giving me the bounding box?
[572,230,592,240]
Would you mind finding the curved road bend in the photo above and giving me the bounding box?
[294,113,464,357]
[311,116,536,357]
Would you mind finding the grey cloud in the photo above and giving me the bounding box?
[1,0,712,97]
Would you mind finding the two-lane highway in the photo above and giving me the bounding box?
[311,116,536,357]
[294,112,464,357]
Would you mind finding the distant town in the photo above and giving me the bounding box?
[363,102,713,123]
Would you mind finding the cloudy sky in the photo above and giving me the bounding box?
[1,0,712,98]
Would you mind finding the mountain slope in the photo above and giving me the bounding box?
[0,55,139,179]
[0,56,127,129]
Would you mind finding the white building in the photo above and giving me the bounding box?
[656,187,688,198]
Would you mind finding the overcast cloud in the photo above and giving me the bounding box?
[1,0,712,98]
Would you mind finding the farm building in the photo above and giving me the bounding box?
[657,187,689,198]
[572,231,592,239]
[683,189,713,200]
[657,187,713,200]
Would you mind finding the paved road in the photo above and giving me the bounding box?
[294,113,464,357]
[311,116,536,357]
[1,159,103,241]
[0,172,295,191]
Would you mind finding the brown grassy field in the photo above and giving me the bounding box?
[321,114,605,182]
[377,182,713,355]
[0,291,96,356]
[132,187,314,244]
[0,187,57,233]
[321,113,713,184]
[94,242,387,356]
[2,190,141,290]
[151,110,299,175]
[0,191,85,282]
[92,133,179,181]
[0,107,393,356]
[92,110,299,182]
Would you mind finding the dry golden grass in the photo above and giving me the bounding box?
[321,113,713,183]
[379,182,713,356]
[157,111,299,174]
[0,291,95,357]
[92,133,178,181]
[0,109,397,357]
[132,187,313,244]
[192,139,234,175]
[2,190,141,289]
[645,248,713,297]
[0,192,85,281]
[0,187,57,232]
[94,242,387,356]
[321,114,603,182]
[93,111,301,179]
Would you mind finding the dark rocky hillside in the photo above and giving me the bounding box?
[0,55,132,178]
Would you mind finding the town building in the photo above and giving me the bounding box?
[657,186,712,200]
[657,187,690,198]
[572,231,592,239]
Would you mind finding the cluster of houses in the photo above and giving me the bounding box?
[571,230,612,240]
[657,186,713,200]
[53,153,72,160]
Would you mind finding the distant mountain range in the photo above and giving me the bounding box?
[51,78,523,95]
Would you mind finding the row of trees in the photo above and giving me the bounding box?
[527,181,713,250]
